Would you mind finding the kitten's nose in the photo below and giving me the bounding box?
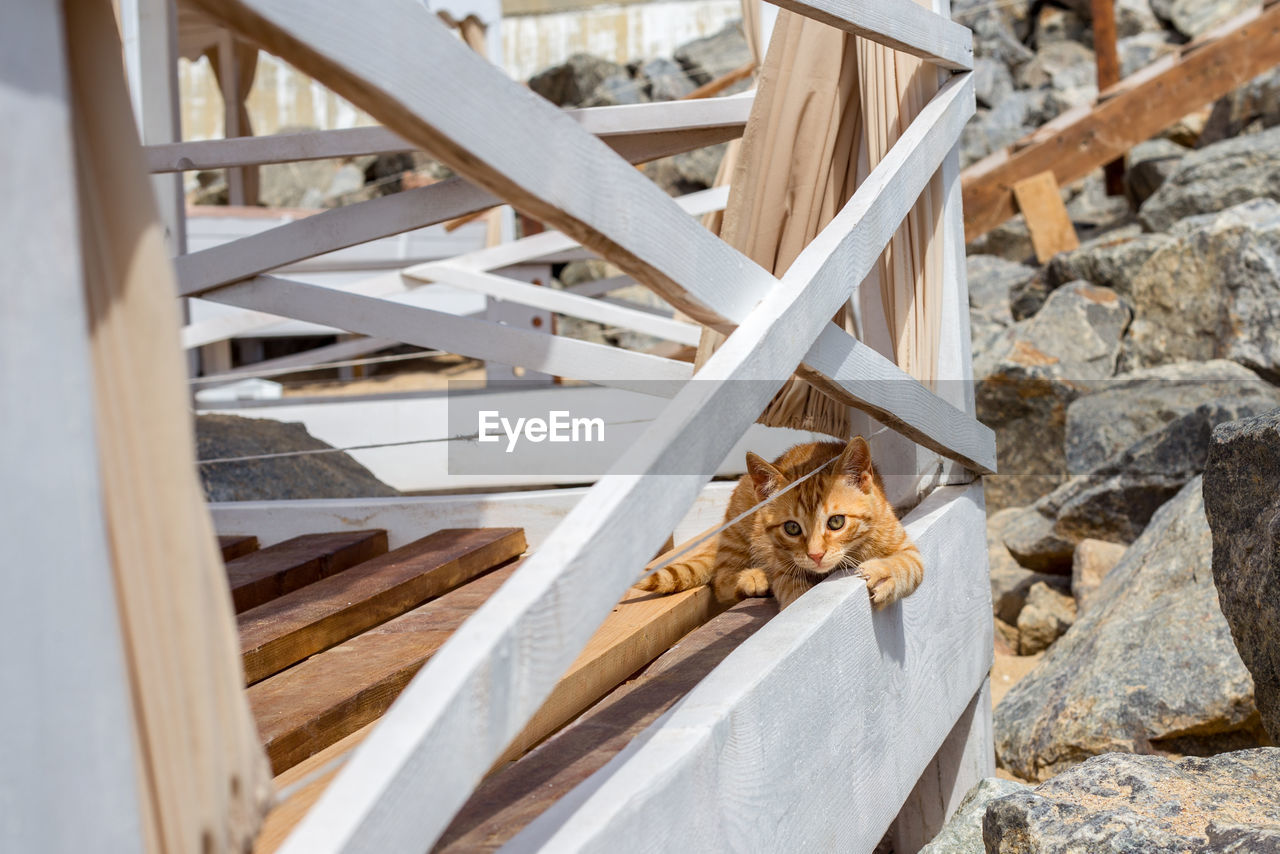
[808,551,825,566]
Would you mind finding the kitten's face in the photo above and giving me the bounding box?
[757,470,879,575]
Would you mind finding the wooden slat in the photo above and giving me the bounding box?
[219,534,260,562]
[513,484,991,853]
[203,276,694,395]
[273,71,976,854]
[1011,171,1079,263]
[227,530,387,613]
[434,599,776,853]
[769,0,972,70]
[962,2,1280,240]
[145,94,754,173]
[240,528,525,685]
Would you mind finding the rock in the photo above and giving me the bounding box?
[1064,360,1277,474]
[529,53,624,107]
[990,506,1070,621]
[1161,105,1214,147]
[637,57,695,101]
[673,22,749,86]
[1119,31,1179,78]
[1205,409,1280,742]
[1016,40,1097,93]
[983,750,1280,853]
[960,90,1049,169]
[1002,507,1077,573]
[1125,200,1280,379]
[976,283,1132,510]
[973,57,1015,109]
[919,777,1028,854]
[1140,126,1280,231]
[1202,66,1280,147]
[1046,229,1170,297]
[968,255,1034,327]
[1017,581,1077,654]
[1007,271,1053,322]
[1166,0,1260,38]
[994,478,1260,782]
[1032,5,1088,47]
[642,142,729,196]
[1125,138,1188,206]
[1116,0,1165,36]
[1065,172,1134,235]
[582,73,650,107]
[967,216,1036,264]
[1072,538,1128,614]
[994,618,1021,656]
[968,11,1035,71]
[196,414,400,502]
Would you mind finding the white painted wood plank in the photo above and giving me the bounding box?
[772,0,973,70]
[274,69,975,854]
[1,3,145,850]
[176,178,497,296]
[144,95,753,172]
[203,275,692,394]
[509,483,990,853]
[408,266,703,345]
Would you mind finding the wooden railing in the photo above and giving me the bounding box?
[151,0,995,850]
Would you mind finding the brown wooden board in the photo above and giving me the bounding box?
[226,530,388,613]
[218,534,259,562]
[962,3,1280,240]
[239,527,525,686]
[1011,171,1080,263]
[434,599,777,852]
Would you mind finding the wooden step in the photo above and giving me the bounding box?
[226,530,388,613]
[435,599,776,853]
[239,527,526,686]
[218,534,259,562]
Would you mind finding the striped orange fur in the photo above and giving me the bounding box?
[639,437,922,610]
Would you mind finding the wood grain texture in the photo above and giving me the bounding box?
[203,276,693,395]
[240,528,525,686]
[962,2,1280,239]
[1011,171,1079,263]
[227,529,387,613]
[219,533,260,561]
[249,558,523,774]
[272,72,975,854]
[769,0,973,69]
[434,600,776,853]
[512,484,992,853]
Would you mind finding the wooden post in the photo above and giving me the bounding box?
[1092,0,1125,195]
[484,264,556,385]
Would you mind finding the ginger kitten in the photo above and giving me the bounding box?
[641,437,922,610]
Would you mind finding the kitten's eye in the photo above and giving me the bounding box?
[783,521,802,536]
[827,515,846,531]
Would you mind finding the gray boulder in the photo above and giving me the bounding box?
[968,254,1034,327]
[1125,138,1189,206]
[1016,581,1077,654]
[196,414,400,501]
[1065,173,1134,236]
[1016,40,1097,93]
[984,749,1280,853]
[1124,200,1280,379]
[1205,409,1280,742]
[582,73,650,107]
[1046,229,1170,297]
[989,507,1069,623]
[968,10,1035,72]
[529,53,625,107]
[973,57,1015,110]
[967,216,1037,264]
[1202,65,1280,146]
[1165,0,1260,38]
[976,282,1132,510]
[994,478,1260,782]
[673,22,749,86]
[1072,538,1128,615]
[919,777,1027,854]
[1119,30,1179,77]
[637,57,695,101]
[1140,127,1280,231]
[1002,507,1076,573]
[642,142,729,196]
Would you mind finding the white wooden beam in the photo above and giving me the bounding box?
[1,2,145,850]
[203,275,692,394]
[772,0,973,70]
[144,94,754,173]
[511,484,990,853]
[275,68,977,854]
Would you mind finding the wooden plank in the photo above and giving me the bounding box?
[769,0,973,70]
[2,2,147,849]
[434,600,776,853]
[240,528,526,686]
[273,71,976,854]
[219,533,260,562]
[1011,171,1079,263]
[1091,0,1126,195]
[202,276,694,395]
[510,484,991,853]
[145,94,753,173]
[962,2,1280,240]
[227,529,387,613]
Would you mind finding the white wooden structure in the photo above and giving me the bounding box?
[9,0,997,851]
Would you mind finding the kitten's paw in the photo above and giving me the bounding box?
[858,559,903,609]
[736,568,771,598]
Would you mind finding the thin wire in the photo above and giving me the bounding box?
[190,349,445,385]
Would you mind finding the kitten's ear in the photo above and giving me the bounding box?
[838,436,875,492]
[746,452,785,499]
